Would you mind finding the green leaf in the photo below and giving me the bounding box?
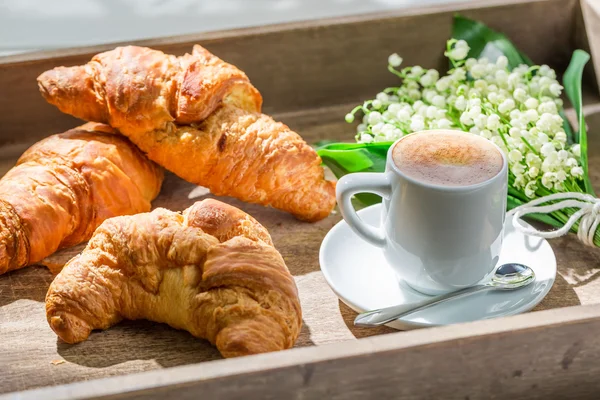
[317,142,392,173]
[563,50,593,195]
[507,186,528,203]
[507,195,563,228]
[559,109,576,145]
[317,142,393,205]
[349,192,382,206]
[452,14,532,68]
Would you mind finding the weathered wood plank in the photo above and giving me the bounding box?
[581,0,600,90]
[1,102,600,395]
[0,0,582,145]
[8,304,600,400]
[0,107,388,395]
[1,0,600,397]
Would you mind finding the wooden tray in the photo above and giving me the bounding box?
[2,0,600,398]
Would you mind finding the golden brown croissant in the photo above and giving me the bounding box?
[37,45,263,135]
[0,123,163,275]
[46,199,301,358]
[37,45,335,222]
[122,104,335,222]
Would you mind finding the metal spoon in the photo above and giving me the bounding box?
[354,263,535,327]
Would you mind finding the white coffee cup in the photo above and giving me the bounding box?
[336,130,508,295]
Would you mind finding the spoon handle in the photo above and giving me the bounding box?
[354,285,491,327]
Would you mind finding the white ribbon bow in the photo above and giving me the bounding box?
[509,192,600,247]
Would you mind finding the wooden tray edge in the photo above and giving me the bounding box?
[7,304,600,400]
[0,0,555,66]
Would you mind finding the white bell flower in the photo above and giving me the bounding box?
[512,163,526,174]
[538,101,557,115]
[564,158,577,167]
[410,66,424,77]
[541,142,556,157]
[508,149,523,163]
[480,129,493,139]
[524,98,539,110]
[371,122,384,135]
[348,39,584,192]
[448,40,470,60]
[512,88,527,102]
[368,111,382,125]
[410,116,425,132]
[525,181,537,198]
[426,106,438,119]
[571,167,584,177]
[541,172,555,189]
[360,133,374,143]
[528,166,539,178]
[509,127,521,138]
[498,99,516,114]
[526,153,542,167]
[437,118,452,129]
[435,77,451,92]
[557,150,569,160]
[382,111,395,121]
[496,56,509,69]
[470,64,486,79]
[454,96,467,111]
[432,95,446,108]
[397,109,411,122]
[435,109,447,119]
[525,109,539,122]
[460,112,474,126]
[376,92,389,103]
[388,53,403,67]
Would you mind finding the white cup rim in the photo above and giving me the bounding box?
[386,129,509,192]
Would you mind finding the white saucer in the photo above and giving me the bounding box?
[320,203,557,330]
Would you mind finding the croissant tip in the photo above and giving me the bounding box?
[37,74,51,98]
[48,313,91,344]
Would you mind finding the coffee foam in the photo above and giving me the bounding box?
[392,130,503,186]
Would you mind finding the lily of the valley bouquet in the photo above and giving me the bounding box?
[317,16,598,246]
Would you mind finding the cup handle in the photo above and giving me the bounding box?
[336,172,392,248]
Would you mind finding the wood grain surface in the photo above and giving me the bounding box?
[11,305,600,400]
[1,0,600,396]
[0,107,387,395]
[0,0,582,146]
[0,103,599,395]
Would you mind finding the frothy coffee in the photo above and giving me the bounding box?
[392,130,504,186]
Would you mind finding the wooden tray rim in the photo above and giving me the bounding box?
[7,304,600,400]
[3,0,600,398]
[0,0,555,66]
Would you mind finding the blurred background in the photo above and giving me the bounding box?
[1,0,473,56]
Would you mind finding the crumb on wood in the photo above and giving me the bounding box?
[51,359,66,365]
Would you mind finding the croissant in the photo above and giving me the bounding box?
[38,45,335,222]
[46,199,302,358]
[0,123,163,275]
[37,45,263,135]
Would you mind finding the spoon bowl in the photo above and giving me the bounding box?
[490,263,535,289]
[354,263,536,327]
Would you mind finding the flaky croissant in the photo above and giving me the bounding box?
[38,45,335,222]
[0,123,163,275]
[46,199,302,358]
[37,45,263,135]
